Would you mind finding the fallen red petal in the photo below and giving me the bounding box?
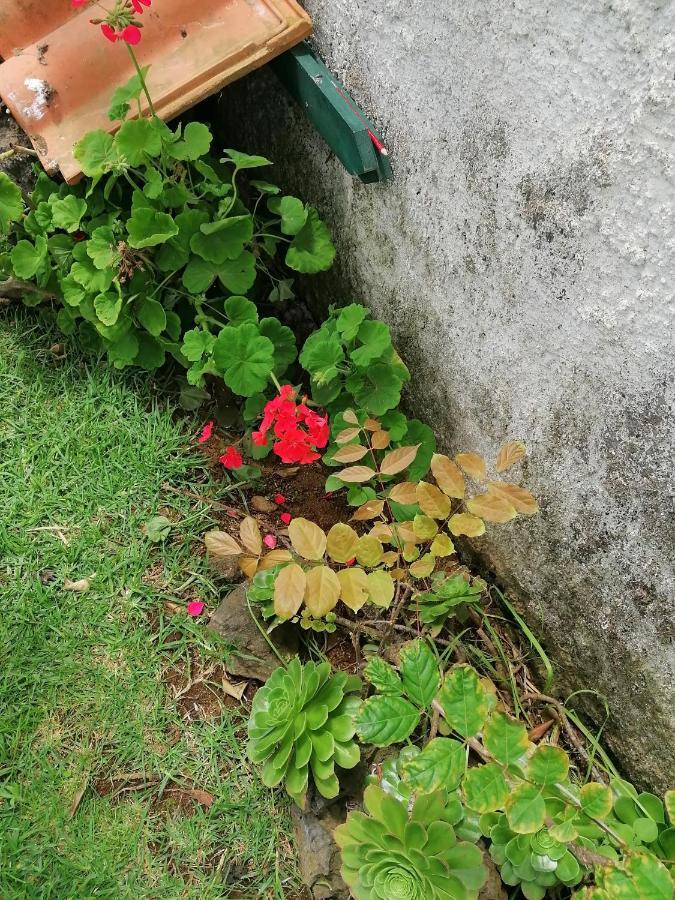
[187,601,205,617]
[273,494,286,505]
[280,512,292,525]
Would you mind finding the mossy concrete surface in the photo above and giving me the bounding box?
[216,0,675,790]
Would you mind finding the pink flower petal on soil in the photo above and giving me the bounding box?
[187,601,205,617]
[263,534,277,549]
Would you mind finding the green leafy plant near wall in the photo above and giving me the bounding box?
[1,44,673,899]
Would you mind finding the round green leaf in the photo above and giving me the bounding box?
[224,295,258,325]
[74,130,117,177]
[462,763,509,813]
[48,195,87,233]
[633,817,659,843]
[345,362,405,416]
[580,782,614,820]
[528,745,569,785]
[259,317,297,375]
[350,319,392,366]
[222,148,272,169]
[127,209,178,249]
[356,695,420,747]
[115,118,162,166]
[0,172,23,232]
[624,852,673,899]
[437,664,489,739]
[169,122,213,161]
[399,639,439,708]
[216,251,256,294]
[181,328,215,362]
[190,215,253,264]
[363,657,402,694]
[212,323,275,396]
[401,738,466,793]
[285,207,335,273]
[134,333,165,371]
[11,237,48,279]
[483,711,529,766]
[505,784,546,834]
[86,226,120,270]
[94,291,122,326]
[268,195,307,235]
[136,297,166,337]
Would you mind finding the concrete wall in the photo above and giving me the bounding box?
[217,0,675,789]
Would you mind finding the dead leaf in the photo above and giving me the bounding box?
[371,430,390,450]
[487,482,539,515]
[363,418,381,432]
[163,601,182,615]
[495,440,527,473]
[528,719,555,742]
[257,549,293,570]
[68,776,89,818]
[288,517,327,560]
[342,409,359,425]
[251,495,277,513]
[277,466,299,479]
[431,453,465,498]
[335,427,361,445]
[239,516,262,556]
[455,452,487,481]
[167,787,214,808]
[63,577,90,592]
[204,529,242,558]
[369,522,393,541]
[351,499,385,521]
[239,556,259,578]
[466,492,517,523]
[274,562,307,618]
[221,673,248,702]
[335,465,377,483]
[332,443,369,463]
[355,534,384,567]
[379,445,420,476]
[409,554,436,579]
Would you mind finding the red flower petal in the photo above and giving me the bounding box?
[280,512,292,525]
[121,24,142,44]
[263,534,277,549]
[197,421,214,444]
[219,446,243,469]
[100,22,118,41]
[273,494,286,505]
[187,601,205,616]
[251,430,268,447]
[71,0,88,6]
[344,558,356,567]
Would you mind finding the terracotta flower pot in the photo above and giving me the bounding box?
[0,0,311,181]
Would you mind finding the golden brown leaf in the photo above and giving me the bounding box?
[304,565,341,617]
[393,521,419,545]
[204,529,242,558]
[288,517,327,560]
[466,492,517,523]
[251,495,277,513]
[273,563,307,618]
[380,445,420,476]
[388,481,418,504]
[351,499,385,521]
[369,522,393,541]
[239,516,262,556]
[416,481,452,519]
[364,418,381,432]
[390,567,407,580]
[63,577,90,592]
[488,482,539,515]
[430,453,465,499]
[336,465,377,483]
[356,535,384,567]
[342,409,359,425]
[403,542,420,562]
[455,452,487,481]
[239,556,259,578]
[337,567,369,611]
[335,427,361,445]
[258,549,293,570]
[495,440,527,473]
[371,430,390,450]
[448,513,486,537]
[366,570,395,608]
[381,551,399,566]
[410,554,436,579]
[332,443,369,463]
[326,523,359,563]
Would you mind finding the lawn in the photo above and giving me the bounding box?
[0,310,299,898]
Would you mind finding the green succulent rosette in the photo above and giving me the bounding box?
[246,657,361,806]
[335,784,487,899]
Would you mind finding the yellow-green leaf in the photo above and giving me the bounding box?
[336,465,377,483]
[483,711,529,765]
[288,517,327,560]
[506,784,546,834]
[337,567,369,611]
[488,482,539,515]
[448,513,486,537]
[463,763,509,813]
[409,554,435,578]
[455,451,486,481]
[240,516,262,556]
[495,439,526,473]
[366,570,395,608]
[273,563,306,618]
[379,445,420,476]
[430,533,455,557]
[466,493,516,524]
[356,534,384,567]
[416,481,452,519]
[438,664,489,738]
[413,514,438,540]
[304,565,341,617]
[580,783,614,820]
[431,453,465,499]
[326,523,359,563]
[665,790,675,825]
[204,529,241,558]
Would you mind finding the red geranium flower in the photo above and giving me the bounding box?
[254,387,329,467]
[219,446,243,469]
[197,421,214,444]
[121,24,142,44]
[131,0,151,12]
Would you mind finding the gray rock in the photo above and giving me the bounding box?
[291,804,350,900]
[214,0,675,791]
[207,583,297,681]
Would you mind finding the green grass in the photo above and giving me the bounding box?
[0,311,299,898]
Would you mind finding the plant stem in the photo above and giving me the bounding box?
[126,45,156,117]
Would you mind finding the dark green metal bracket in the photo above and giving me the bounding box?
[270,41,392,184]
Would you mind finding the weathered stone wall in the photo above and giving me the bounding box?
[218,1,675,787]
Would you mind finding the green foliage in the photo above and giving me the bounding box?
[415,572,485,633]
[0,114,334,392]
[334,783,487,899]
[246,657,361,807]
